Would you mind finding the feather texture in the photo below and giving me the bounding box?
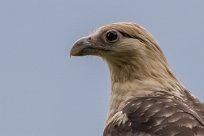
[104,96,204,136]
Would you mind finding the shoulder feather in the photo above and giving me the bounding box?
[104,96,204,136]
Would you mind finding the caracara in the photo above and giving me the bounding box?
[70,22,204,136]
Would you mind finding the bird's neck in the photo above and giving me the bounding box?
[105,64,186,126]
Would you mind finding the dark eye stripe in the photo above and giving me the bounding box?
[120,31,146,43]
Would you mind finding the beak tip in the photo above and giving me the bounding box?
[70,47,79,57]
[69,36,93,57]
[69,37,88,57]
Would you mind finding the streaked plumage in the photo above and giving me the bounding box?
[70,22,204,136]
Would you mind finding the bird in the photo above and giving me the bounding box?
[70,22,204,136]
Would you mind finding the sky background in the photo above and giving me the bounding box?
[0,0,204,136]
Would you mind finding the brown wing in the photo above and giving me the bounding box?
[104,97,204,136]
[184,89,204,122]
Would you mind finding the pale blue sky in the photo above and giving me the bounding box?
[0,0,204,136]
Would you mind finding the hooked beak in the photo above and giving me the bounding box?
[70,37,93,56]
[70,37,109,56]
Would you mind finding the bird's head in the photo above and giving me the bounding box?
[70,22,176,82]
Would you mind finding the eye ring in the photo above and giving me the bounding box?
[106,30,119,42]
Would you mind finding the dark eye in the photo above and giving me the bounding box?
[106,31,118,42]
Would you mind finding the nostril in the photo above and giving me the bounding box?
[88,37,92,41]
